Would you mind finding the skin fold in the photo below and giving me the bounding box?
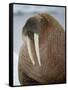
[18,13,66,86]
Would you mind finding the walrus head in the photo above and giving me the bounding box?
[22,14,48,66]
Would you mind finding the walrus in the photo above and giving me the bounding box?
[18,13,66,86]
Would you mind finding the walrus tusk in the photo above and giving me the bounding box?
[34,33,41,66]
[26,36,35,65]
[26,34,41,66]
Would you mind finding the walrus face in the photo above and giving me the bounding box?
[23,16,41,39]
[22,15,46,66]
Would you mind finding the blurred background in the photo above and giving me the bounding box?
[13,4,65,86]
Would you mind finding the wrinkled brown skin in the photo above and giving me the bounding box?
[18,13,66,86]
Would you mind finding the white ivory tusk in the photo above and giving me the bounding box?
[34,33,41,66]
[26,36,35,65]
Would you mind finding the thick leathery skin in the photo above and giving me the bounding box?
[18,13,66,86]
